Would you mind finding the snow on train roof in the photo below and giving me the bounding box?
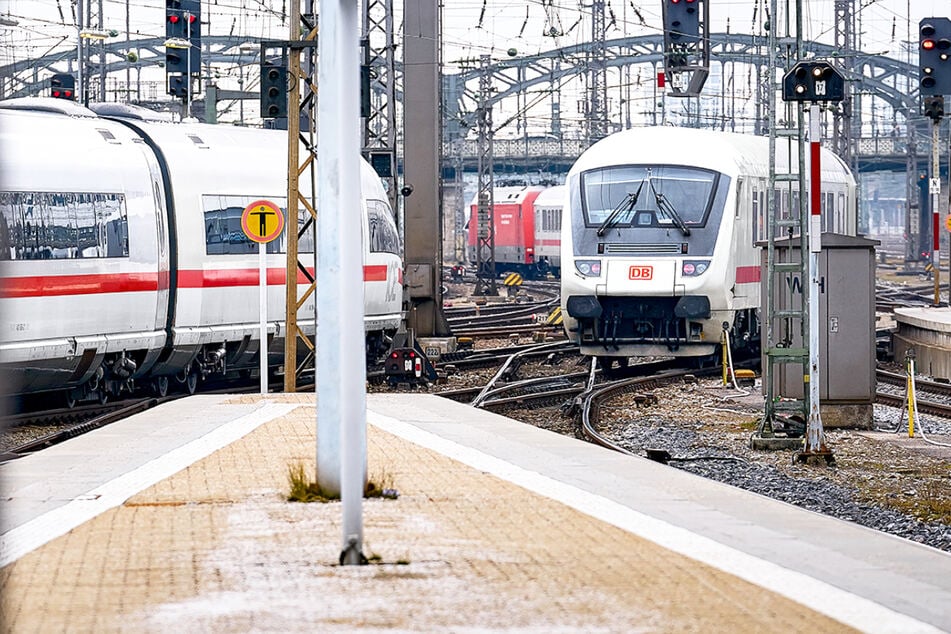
[568,125,853,184]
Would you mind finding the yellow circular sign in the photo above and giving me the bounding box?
[945,214,951,233]
[241,199,285,244]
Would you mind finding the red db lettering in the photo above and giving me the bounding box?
[629,266,653,280]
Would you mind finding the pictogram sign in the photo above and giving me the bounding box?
[241,199,285,244]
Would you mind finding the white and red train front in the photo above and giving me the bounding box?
[560,126,855,362]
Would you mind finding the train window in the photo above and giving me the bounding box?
[752,187,765,242]
[837,193,845,233]
[580,165,718,229]
[367,199,401,255]
[202,195,287,255]
[0,191,129,260]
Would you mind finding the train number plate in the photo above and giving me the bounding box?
[628,265,653,280]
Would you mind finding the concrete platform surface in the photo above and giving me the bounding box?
[1,393,949,633]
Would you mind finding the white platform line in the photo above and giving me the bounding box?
[368,411,945,634]
[0,402,298,568]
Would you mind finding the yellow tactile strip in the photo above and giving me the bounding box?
[1,397,856,633]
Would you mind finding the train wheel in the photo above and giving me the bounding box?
[185,368,200,395]
[151,376,169,398]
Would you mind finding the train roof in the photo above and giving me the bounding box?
[0,99,388,203]
[467,184,545,207]
[568,126,853,184]
[533,184,566,208]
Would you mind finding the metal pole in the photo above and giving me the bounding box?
[259,242,268,395]
[804,103,831,460]
[318,0,366,564]
[933,119,941,306]
[186,13,192,119]
[77,1,85,106]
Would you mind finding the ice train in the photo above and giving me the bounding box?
[0,98,402,404]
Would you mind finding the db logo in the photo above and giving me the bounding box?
[628,265,653,280]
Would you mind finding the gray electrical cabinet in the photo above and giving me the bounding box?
[760,234,879,428]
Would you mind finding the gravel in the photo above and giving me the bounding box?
[498,374,951,553]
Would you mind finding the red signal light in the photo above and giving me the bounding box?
[168,14,179,24]
[64,90,72,98]
[52,90,61,97]
[188,14,197,23]
[923,39,936,50]
[671,0,681,3]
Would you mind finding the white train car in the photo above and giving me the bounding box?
[0,98,402,403]
[560,126,856,368]
[532,184,565,277]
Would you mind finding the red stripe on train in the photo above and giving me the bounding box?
[2,265,391,298]
[0,272,161,298]
[735,266,761,284]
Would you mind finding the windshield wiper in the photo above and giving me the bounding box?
[648,180,691,236]
[596,181,644,237]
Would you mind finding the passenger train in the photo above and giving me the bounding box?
[0,98,403,405]
[464,183,567,280]
[559,126,857,368]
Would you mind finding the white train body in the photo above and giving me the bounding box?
[560,126,856,361]
[0,98,402,400]
[532,184,565,277]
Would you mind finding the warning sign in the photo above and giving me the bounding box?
[241,199,285,244]
[945,215,951,232]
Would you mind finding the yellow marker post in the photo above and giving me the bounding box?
[241,199,285,395]
[907,357,916,438]
[721,329,728,386]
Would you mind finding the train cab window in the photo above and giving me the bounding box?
[367,199,401,255]
[580,165,718,230]
[0,191,128,260]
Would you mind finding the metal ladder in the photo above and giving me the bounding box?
[756,16,810,447]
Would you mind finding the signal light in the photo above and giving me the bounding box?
[924,95,945,122]
[50,73,76,100]
[782,61,845,102]
[260,60,288,119]
[919,17,951,95]
[168,14,179,24]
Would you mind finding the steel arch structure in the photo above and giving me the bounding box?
[443,32,920,140]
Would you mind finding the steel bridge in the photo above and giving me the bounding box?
[1,31,940,174]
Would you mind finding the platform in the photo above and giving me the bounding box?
[1,393,950,632]
[893,306,951,378]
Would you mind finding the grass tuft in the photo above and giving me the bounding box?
[286,461,400,502]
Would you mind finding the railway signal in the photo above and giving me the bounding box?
[663,0,700,47]
[165,0,200,96]
[782,61,845,103]
[919,18,951,96]
[50,73,75,100]
[924,95,945,122]
[260,60,288,119]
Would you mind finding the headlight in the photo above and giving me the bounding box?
[574,259,602,277]
[681,260,710,276]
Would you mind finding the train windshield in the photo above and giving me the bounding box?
[581,165,718,230]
